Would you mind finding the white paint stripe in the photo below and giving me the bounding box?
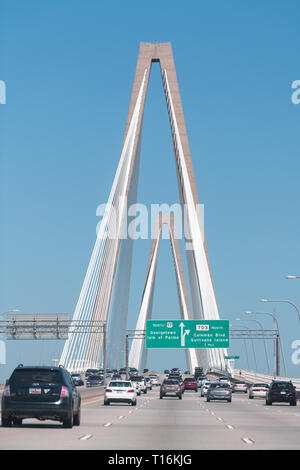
[226,425,235,430]
[79,434,93,441]
[118,416,124,419]
[104,422,112,427]
[216,417,223,421]
[242,437,254,444]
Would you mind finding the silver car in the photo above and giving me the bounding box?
[206,382,232,402]
[201,381,213,397]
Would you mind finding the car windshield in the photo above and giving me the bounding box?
[109,382,131,387]
[10,369,63,385]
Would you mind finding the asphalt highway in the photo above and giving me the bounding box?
[1,381,300,450]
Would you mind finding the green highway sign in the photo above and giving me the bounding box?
[146,319,229,349]
[225,356,240,359]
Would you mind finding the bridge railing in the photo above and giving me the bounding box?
[234,369,300,390]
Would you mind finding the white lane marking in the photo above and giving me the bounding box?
[226,425,235,430]
[216,417,223,421]
[104,422,112,427]
[242,437,254,445]
[79,434,93,441]
[118,416,125,419]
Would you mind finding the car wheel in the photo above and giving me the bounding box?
[227,398,232,403]
[266,399,272,405]
[1,414,12,427]
[144,389,147,394]
[290,401,297,406]
[249,395,253,399]
[195,389,198,393]
[73,405,81,426]
[201,394,204,397]
[63,413,73,428]
[132,401,136,406]
[160,395,163,399]
[206,398,210,402]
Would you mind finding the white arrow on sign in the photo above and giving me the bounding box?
[180,322,190,347]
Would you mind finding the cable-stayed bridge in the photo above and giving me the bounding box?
[59,42,230,374]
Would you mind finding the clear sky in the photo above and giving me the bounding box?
[0,0,300,381]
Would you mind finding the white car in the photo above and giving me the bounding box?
[232,381,248,393]
[145,377,153,390]
[149,375,159,386]
[249,383,269,399]
[104,380,137,406]
[130,376,147,394]
[201,381,213,397]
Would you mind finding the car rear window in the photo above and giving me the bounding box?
[253,383,269,387]
[10,369,63,385]
[272,382,294,390]
[210,383,229,389]
[109,382,131,387]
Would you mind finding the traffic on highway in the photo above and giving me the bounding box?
[1,364,299,451]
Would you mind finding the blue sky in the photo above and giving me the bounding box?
[0,0,300,380]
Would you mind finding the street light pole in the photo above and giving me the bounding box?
[241,316,271,375]
[126,334,129,380]
[103,323,107,387]
[246,310,287,377]
[235,320,258,375]
[261,298,300,322]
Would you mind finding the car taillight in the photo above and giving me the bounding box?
[3,384,10,397]
[290,389,296,393]
[60,386,69,398]
[127,389,135,393]
[270,389,277,392]
[178,385,181,389]
[106,389,112,393]
[225,388,230,391]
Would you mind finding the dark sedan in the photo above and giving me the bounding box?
[266,380,297,406]
[85,375,104,387]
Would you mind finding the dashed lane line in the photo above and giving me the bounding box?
[242,437,255,445]
[79,434,93,441]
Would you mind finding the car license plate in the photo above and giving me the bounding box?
[281,391,286,394]
[29,388,41,394]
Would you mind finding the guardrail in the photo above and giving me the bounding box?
[234,369,300,388]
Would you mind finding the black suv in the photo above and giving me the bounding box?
[266,380,297,406]
[1,365,81,427]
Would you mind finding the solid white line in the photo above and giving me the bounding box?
[79,434,93,441]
